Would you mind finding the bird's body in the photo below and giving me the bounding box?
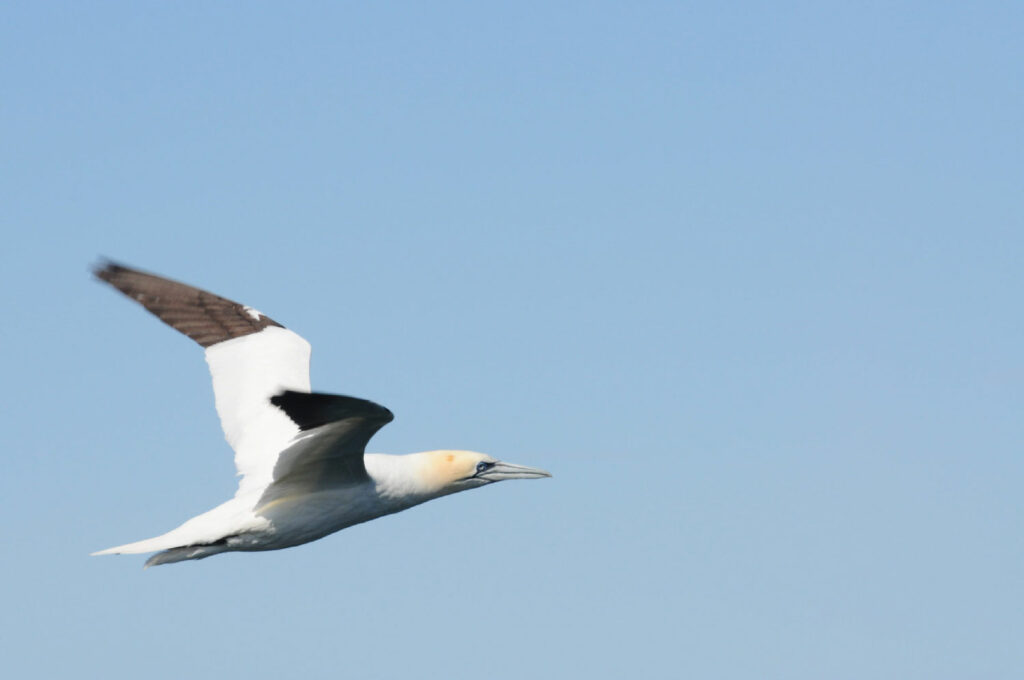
[92,263,549,567]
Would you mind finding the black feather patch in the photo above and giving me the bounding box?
[94,260,285,348]
[270,391,394,431]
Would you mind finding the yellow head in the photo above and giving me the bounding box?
[415,450,551,497]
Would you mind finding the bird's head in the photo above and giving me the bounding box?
[418,450,551,496]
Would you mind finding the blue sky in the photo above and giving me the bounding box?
[2,2,1022,678]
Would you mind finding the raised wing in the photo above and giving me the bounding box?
[260,391,394,505]
[94,262,312,497]
[95,261,286,347]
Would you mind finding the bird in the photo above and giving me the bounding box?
[91,261,550,567]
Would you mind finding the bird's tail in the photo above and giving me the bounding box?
[90,518,226,565]
[92,534,229,568]
[92,498,256,566]
[91,533,184,556]
[143,543,229,568]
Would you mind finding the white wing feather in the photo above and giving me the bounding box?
[204,326,312,498]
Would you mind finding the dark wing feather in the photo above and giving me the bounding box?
[94,260,283,347]
[265,391,394,494]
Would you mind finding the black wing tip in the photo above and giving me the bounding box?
[92,258,155,286]
[271,391,394,431]
[92,257,123,281]
[91,259,288,347]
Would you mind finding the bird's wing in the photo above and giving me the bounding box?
[94,262,312,497]
[258,391,394,505]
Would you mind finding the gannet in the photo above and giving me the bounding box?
[91,262,550,567]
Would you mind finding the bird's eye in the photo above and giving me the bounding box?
[476,461,495,474]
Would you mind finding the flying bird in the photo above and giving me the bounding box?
[92,262,550,567]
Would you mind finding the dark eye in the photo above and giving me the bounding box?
[476,461,495,474]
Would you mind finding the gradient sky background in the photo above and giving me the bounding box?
[2,2,1022,678]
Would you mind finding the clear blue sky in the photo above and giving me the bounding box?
[2,2,1021,678]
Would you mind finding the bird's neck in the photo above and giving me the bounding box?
[363,452,450,507]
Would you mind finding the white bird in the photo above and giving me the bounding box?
[92,262,550,567]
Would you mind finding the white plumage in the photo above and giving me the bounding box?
[205,328,311,497]
[92,262,550,567]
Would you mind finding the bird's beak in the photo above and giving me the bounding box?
[478,461,552,481]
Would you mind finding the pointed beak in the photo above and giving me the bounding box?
[478,461,552,481]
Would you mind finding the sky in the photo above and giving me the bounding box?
[1,2,1022,678]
